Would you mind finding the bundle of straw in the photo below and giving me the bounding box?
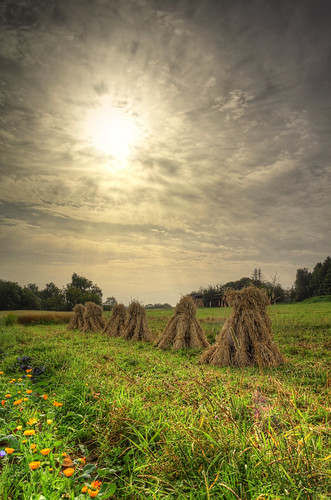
[81,301,106,333]
[103,303,127,337]
[67,304,85,330]
[123,301,153,342]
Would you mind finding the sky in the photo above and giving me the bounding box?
[0,0,330,306]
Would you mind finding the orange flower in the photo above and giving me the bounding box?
[23,398,28,401]
[0,371,4,374]
[26,390,32,394]
[5,448,14,454]
[13,399,23,405]
[18,378,22,382]
[1,400,5,406]
[79,457,86,464]
[42,394,48,400]
[53,401,63,407]
[30,444,37,450]
[26,369,33,373]
[63,467,75,477]
[49,467,54,472]
[89,490,99,498]
[5,394,11,398]
[24,430,35,436]
[40,448,51,456]
[82,486,88,493]
[27,374,32,378]
[47,419,53,425]
[28,418,37,425]
[91,480,102,489]
[29,460,41,470]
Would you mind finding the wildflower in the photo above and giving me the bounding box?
[40,448,51,456]
[42,394,48,400]
[89,489,99,498]
[0,450,6,457]
[0,371,4,375]
[53,401,63,407]
[29,460,41,470]
[5,394,11,398]
[1,400,5,406]
[62,453,67,457]
[63,467,75,477]
[26,369,33,373]
[26,390,32,394]
[49,467,53,472]
[18,378,22,382]
[16,425,22,430]
[22,440,27,443]
[24,430,35,436]
[91,481,102,489]
[79,457,86,464]
[23,398,28,401]
[18,391,21,394]
[13,399,23,405]
[30,444,37,450]
[27,374,32,378]
[5,448,14,454]
[82,486,88,493]
[28,418,37,425]
[47,419,52,425]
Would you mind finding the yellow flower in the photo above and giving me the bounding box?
[47,419,53,425]
[28,418,37,425]
[5,394,11,398]
[63,467,75,477]
[13,399,23,405]
[29,460,41,470]
[82,486,88,493]
[49,467,53,471]
[26,390,33,394]
[16,425,22,430]
[40,448,51,456]
[24,430,35,436]
[18,391,21,394]
[5,448,14,454]
[30,444,37,450]
[23,398,28,401]
[18,378,22,382]
[22,440,27,443]
[53,401,63,407]
[27,374,32,378]
[0,371,4,374]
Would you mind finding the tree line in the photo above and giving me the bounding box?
[190,257,331,306]
[0,273,103,311]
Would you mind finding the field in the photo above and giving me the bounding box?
[0,302,330,499]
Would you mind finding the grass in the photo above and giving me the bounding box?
[0,303,330,499]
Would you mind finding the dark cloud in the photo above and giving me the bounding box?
[0,0,330,304]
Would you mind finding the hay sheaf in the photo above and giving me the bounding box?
[81,301,106,333]
[155,295,210,350]
[123,301,153,342]
[200,286,285,367]
[103,303,127,337]
[67,304,85,330]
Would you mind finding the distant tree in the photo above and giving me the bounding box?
[103,296,117,311]
[0,280,22,310]
[40,282,66,311]
[294,268,312,301]
[21,286,41,310]
[65,273,102,310]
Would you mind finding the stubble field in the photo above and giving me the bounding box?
[0,301,330,499]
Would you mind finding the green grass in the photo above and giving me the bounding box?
[0,303,330,499]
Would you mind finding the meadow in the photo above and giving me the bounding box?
[0,301,330,499]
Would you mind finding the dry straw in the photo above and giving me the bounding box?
[81,301,106,333]
[200,286,285,367]
[155,295,210,350]
[103,303,127,337]
[67,304,85,330]
[123,301,153,342]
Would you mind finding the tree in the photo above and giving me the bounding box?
[294,268,312,301]
[65,273,102,310]
[0,280,22,310]
[103,296,117,311]
[21,287,41,310]
[40,282,66,311]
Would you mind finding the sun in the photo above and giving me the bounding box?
[85,99,138,160]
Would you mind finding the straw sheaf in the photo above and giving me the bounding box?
[103,303,127,337]
[123,301,153,342]
[201,286,284,367]
[67,304,85,330]
[81,301,106,333]
[155,295,210,350]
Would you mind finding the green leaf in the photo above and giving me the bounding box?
[100,483,117,499]
[53,440,62,447]
[96,467,119,477]
[82,464,97,474]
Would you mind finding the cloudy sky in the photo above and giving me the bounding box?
[0,0,330,305]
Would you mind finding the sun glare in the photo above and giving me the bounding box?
[85,100,138,160]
